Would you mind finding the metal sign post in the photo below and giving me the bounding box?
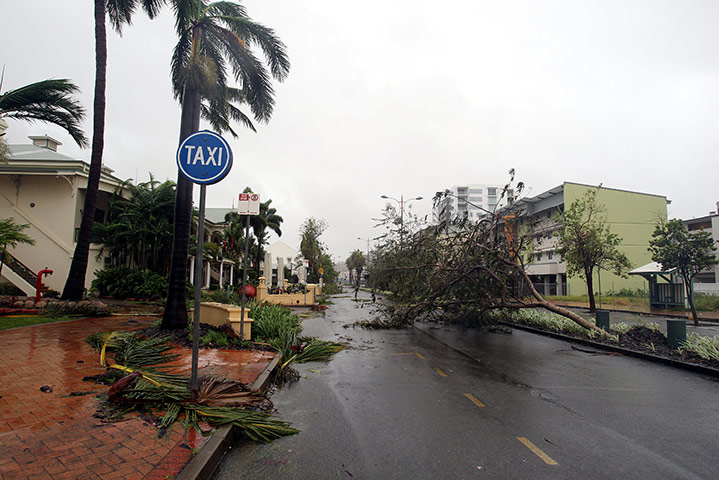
[176,131,233,390]
[237,193,260,338]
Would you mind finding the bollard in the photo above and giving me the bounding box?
[595,309,610,332]
[666,319,687,349]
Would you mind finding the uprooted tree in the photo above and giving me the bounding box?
[367,171,605,334]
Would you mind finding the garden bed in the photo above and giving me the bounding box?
[505,314,719,373]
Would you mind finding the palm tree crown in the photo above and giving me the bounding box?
[162,1,289,328]
[170,0,290,136]
[0,78,88,148]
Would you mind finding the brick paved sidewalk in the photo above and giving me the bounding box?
[0,316,275,480]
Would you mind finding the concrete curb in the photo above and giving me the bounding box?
[176,352,282,480]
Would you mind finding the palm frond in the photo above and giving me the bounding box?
[0,78,88,147]
[193,376,266,407]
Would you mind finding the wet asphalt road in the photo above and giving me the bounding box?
[212,291,719,479]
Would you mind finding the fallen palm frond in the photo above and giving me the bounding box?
[293,338,344,363]
[193,377,266,407]
[87,331,178,368]
[85,332,298,442]
[182,404,297,442]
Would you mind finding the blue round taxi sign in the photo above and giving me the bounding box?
[176,130,233,184]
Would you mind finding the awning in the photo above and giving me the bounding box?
[629,262,677,276]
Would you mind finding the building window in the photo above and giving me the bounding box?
[688,220,711,231]
[548,251,553,260]
[536,252,542,262]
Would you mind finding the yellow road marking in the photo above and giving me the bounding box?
[435,368,447,377]
[391,353,425,359]
[464,393,486,407]
[517,437,558,465]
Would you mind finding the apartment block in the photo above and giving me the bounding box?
[514,182,669,296]
[433,184,513,223]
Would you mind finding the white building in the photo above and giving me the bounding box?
[0,135,127,293]
[433,184,513,223]
[683,211,719,295]
[266,240,302,281]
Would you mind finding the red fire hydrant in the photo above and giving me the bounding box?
[36,268,53,304]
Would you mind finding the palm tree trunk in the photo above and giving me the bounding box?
[61,0,106,300]
[162,85,200,329]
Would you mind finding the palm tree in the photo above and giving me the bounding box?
[93,177,176,274]
[0,218,36,279]
[0,77,89,155]
[250,199,283,280]
[162,1,289,329]
[62,0,163,300]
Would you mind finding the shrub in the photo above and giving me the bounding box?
[0,282,24,295]
[512,309,602,338]
[694,293,719,312]
[201,289,240,305]
[250,302,302,342]
[92,267,167,299]
[322,283,343,295]
[679,332,719,361]
[46,300,110,317]
[200,329,230,348]
[605,287,648,298]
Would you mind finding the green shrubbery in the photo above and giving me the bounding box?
[248,301,343,373]
[680,332,719,361]
[92,266,168,299]
[694,293,719,311]
[322,283,343,295]
[0,282,24,295]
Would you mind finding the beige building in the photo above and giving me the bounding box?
[0,135,127,294]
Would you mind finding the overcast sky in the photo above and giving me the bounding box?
[2,0,718,263]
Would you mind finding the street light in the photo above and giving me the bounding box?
[380,194,423,242]
[357,236,371,262]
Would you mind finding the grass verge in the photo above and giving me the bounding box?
[0,315,77,331]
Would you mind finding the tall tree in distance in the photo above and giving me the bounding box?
[649,219,718,325]
[345,249,365,286]
[554,188,631,313]
[62,0,163,300]
[162,1,289,329]
[299,218,327,283]
[251,198,283,280]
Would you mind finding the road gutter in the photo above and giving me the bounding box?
[176,353,282,480]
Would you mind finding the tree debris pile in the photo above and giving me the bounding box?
[367,172,605,335]
[84,331,298,442]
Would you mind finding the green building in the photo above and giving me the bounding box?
[517,182,669,296]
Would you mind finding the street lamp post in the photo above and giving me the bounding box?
[357,236,371,262]
[380,194,423,243]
